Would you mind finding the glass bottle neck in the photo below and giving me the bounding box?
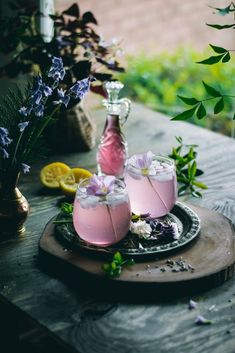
[104,102,121,115]
[104,114,120,131]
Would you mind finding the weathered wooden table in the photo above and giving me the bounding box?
[0,103,235,353]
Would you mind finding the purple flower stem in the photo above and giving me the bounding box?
[11,131,24,167]
[147,176,168,213]
[23,105,61,161]
[106,204,118,242]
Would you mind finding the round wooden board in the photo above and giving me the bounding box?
[39,204,235,298]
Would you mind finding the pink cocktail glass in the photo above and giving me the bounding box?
[73,176,131,247]
[124,154,177,218]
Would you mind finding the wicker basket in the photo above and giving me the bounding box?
[49,102,96,152]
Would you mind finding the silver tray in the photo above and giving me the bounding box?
[54,202,200,259]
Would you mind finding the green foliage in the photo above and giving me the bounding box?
[119,47,235,136]
[102,251,135,277]
[172,3,235,126]
[0,1,124,100]
[61,202,73,215]
[168,137,207,198]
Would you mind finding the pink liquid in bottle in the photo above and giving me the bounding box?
[97,114,127,178]
[96,81,131,178]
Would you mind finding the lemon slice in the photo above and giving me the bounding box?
[60,168,92,198]
[40,162,71,189]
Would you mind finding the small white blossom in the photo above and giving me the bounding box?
[130,220,152,239]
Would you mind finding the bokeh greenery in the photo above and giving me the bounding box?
[119,48,235,136]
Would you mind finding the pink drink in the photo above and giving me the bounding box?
[73,179,131,246]
[124,155,177,217]
[97,114,127,177]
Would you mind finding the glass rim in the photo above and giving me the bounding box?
[76,176,127,199]
[126,154,175,174]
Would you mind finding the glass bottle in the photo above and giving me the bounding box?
[96,81,131,178]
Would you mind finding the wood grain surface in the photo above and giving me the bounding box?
[39,204,235,297]
[0,103,235,353]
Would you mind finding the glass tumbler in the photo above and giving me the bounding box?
[73,178,131,247]
[124,155,177,218]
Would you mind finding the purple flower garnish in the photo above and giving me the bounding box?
[189,299,197,310]
[48,56,65,81]
[18,121,29,132]
[195,315,212,325]
[69,77,91,100]
[86,175,115,197]
[128,151,155,178]
[54,88,70,107]
[21,163,30,174]
[135,151,154,171]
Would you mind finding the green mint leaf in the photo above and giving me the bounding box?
[111,261,117,270]
[206,23,235,30]
[209,44,227,54]
[189,160,197,179]
[177,95,199,106]
[197,54,224,65]
[192,191,202,198]
[214,97,224,114]
[172,106,197,121]
[178,184,189,196]
[196,103,207,119]
[175,136,183,144]
[60,202,73,215]
[202,82,221,97]
[195,169,204,177]
[222,52,231,63]
[192,181,208,189]
[113,251,123,263]
[211,4,233,16]
[233,113,235,120]
[102,252,134,277]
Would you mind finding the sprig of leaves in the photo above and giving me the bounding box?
[61,202,73,215]
[102,251,135,277]
[169,136,207,198]
[172,82,235,121]
[53,202,73,224]
[197,44,231,65]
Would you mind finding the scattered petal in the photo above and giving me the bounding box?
[189,299,197,310]
[195,315,212,325]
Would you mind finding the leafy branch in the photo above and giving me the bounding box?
[197,44,231,65]
[172,82,235,121]
[172,2,235,125]
[168,137,207,198]
[102,251,135,277]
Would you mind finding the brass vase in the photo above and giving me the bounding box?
[0,172,29,239]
